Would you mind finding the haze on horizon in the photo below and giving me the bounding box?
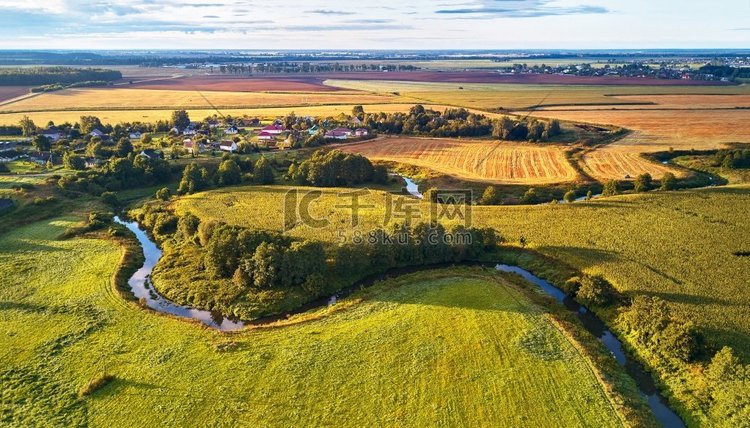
[0,0,748,50]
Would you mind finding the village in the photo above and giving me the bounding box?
[0,111,372,171]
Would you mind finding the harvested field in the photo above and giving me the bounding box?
[129,75,346,92]
[0,88,398,113]
[340,137,578,184]
[539,94,750,110]
[531,109,750,151]
[0,103,447,125]
[0,86,30,103]
[323,71,733,86]
[325,79,750,110]
[582,145,681,180]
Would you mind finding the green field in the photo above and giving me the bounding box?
[0,217,631,426]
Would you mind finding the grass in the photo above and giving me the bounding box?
[0,217,631,427]
[340,137,580,185]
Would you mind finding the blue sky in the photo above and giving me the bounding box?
[0,0,748,49]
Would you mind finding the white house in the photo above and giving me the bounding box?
[42,128,66,142]
[325,127,353,140]
[219,140,238,153]
[354,128,369,137]
[257,131,275,142]
[225,126,239,135]
[183,139,205,154]
[261,124,284,135]
[89,129,107,139]
[129,131,142,140]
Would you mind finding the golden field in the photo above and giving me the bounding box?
[581,145,681,180]
[339,137,579,184]
[0,104,450,125]
[0,88,400,113]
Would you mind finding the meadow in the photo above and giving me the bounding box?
[0,217,632,427]
[340,137,580,184]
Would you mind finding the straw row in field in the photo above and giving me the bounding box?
[340,137,579,184]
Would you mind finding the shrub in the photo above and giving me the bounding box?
[563,190,576,203]
[155,187,171,201]
[661,172,677,191]
[78,372,114,397]
[602,180,618,197]
[634,173,652,193]
[575,275,615,306]
[481,186,500,205]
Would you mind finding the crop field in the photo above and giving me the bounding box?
[128,75,346,92]
[581,146,682,180]
[339,137,579,184]
[324,79,750,110]
[539,94,750,110]
[532,109,750,151]
[0,86,30,104]
[0,103,442,126]
[0,88,399,114]
[0,218,628,427]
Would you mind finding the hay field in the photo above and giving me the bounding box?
[0,103,443,125]
[0,217,627,427]
[339,137,579,184]
[0,88,399,113]
[324,79,750,110]
[581,145,681,180]
[532,109,750,151]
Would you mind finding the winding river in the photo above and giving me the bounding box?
[115,215,684,427]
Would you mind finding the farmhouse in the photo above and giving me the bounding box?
[225,126,239,135]
[257,131,275,142]
[41,127,66,142]
[325,127,353,140]
[219,140,238,153]
[129,131,142,140]
[184,139,206,154]
[139,149,162,159]
[261,124,285,135]
[89,129,107,139]
[355,128,369,137]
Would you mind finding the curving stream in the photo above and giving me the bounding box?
[115,216,684,426]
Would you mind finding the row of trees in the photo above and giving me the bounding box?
[175,156,274,196]
[287,150,388,187]
[0,67,122,86]
[56,153,172,196]
[712,149,750,169]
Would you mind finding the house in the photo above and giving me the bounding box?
[128,131,142,140]
[219,140,238,153]
[85,157,103,168]
[307,125,319,136]
[89,129,107,139]
[139,149,163,159]
[183,139,206,154]
[0,141,17,152]
[207,119,220,128]
[170,126,181,135]
[354,128,369,137]
[225,126,239,135]
[257,131,275,142]
[261,124,285,135]
[42,127,66,142]
[325,127,353,140]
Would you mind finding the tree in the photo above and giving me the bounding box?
[521,188,539,204]
[63,151,86,170]
[177,162,209,195]
[661,172,677,191]
[352,105,365,119]
[79,115,102,134]
[216,159,242,186]
[19,115,36,137]
[250,242,284,288]
[563,189,576,203]
[634,173,652,193]
[32,135,51,151]
[253,156,275,184]
[155,187,171,201]
[575,275,615,306]
[171,110,190,130]
[115,138,133,157]
[548,119,562,137]
[481,186,500,205]
[141,133,153,145]
[602,180,619,197]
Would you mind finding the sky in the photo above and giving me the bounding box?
[0,0,748,50]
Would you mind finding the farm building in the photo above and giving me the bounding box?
[183,139,206,154]
[325,127,353,140]
[261,124,285,135]
[219,140,238,153]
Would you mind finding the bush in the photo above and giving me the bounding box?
[155,187,171,201]
[78,372,114,397]
[602,180,618,197]
[575,275,615,306]
[563,190,576,203]
[101,191,119,206]
[661,172,677,191]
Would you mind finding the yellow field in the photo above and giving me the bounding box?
[339,137,578,184]
[539,94,750,110]
[582,145,681,180]
[532,109,750,152]
[0,88,400,114]
[0,104,454,125]
[324,79,750,110]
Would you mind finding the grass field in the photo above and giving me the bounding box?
[176,185,750,357]
[0,218,628,427]
[324,79,750,110]
[340,137,579,184]
[0,103,446,125]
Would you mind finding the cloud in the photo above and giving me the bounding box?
[306,9,356,15]
[435,0,609,18]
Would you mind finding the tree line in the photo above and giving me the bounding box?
[287,149,388,187]
[0,67,121,86]
[712,149,750,169]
